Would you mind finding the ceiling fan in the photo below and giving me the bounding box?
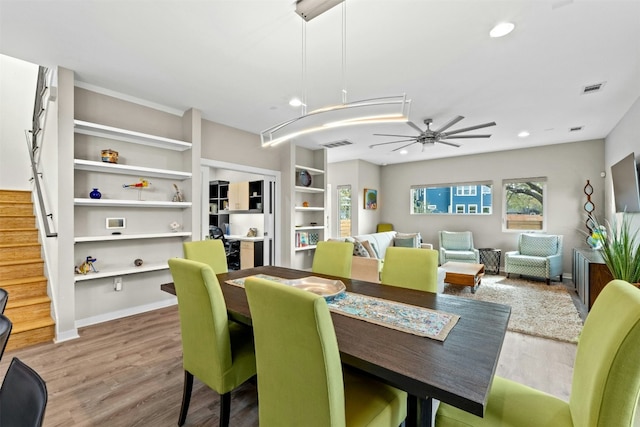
[369,116,496,152]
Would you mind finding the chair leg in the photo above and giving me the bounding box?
[546,278,550,285]
[219,392,231,427]
[178,370,194,426]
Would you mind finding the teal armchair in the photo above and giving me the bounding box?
[505,233,563,285]
[436,279,640,426]
[439,231,480,264]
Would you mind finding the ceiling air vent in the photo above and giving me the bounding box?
[321,140,353,149]
[582,82,606,94]
[569,126,583,132]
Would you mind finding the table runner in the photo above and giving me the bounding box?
[226,274,459,341]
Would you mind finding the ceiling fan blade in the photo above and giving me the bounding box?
[369,139,416,148]
[433,115,464,133]
[438,140,461,148]
[407,121,424,134]
[443,121,497,136]
[445,134,492,139]
[392,141,418,152]
[373,133,419,138]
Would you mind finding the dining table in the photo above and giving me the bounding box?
[161,265,511,427]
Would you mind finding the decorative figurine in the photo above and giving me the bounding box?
[76,256,98,275]
[89,188,102,199]
[123,178,151,188]
[134,258,143,267]
[169,221,181,232]
[172,183,184,202]
[101,149,118,163]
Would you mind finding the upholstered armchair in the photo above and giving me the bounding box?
[504,233,563,285]
[438,231,480,265]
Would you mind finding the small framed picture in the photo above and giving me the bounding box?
[364,189,377,210]
[106,217,126,229]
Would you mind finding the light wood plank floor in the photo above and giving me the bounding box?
[0,305,578,427]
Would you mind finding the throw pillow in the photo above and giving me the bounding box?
[356,238,378,258]
[394,237,415,248]
[346,237,370,257]
[369,241,381,259]
[395,232,421,248]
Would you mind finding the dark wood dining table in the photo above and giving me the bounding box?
[161,265,511,427]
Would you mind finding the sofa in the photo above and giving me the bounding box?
[343,231,446,292]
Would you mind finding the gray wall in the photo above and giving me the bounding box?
[379,139,606,276]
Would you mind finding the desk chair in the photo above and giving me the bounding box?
[0,357,48,427]
[311,241,354,278]
[381,247,439,293]
[436,279,640,426]
[0,288,7,314]
[210,226,240,271]
[245,277,407,427]
[168,258,256,427]
[183,239,228,273]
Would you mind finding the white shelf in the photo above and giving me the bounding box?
[74,198,191,208]
[74,120,191,151]
[294,245,318,252]
[295,207,324,212]
[74,159,192,180]
[295,165,324,175]
[74,232,191,243]
[295,186,325,193]
[295,226,324,230]
[74,262,169,282]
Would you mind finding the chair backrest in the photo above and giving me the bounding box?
[381,247,439,292]
[439,231,474,251]
[0,314,12,362]
[167,258,233,391]
[0,288,7,314]
[183,239,228,274]
[245,277,345,426]
[0,357,48,427]
[312,241,354,278]
[569,280,640,426]
[518,233,562,257]
[376,223,394,232]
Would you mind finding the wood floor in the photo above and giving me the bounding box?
[0,304,578,427]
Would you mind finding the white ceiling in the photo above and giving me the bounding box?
[1,0,639,165]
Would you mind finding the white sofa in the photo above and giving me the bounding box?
[347,231,446,292]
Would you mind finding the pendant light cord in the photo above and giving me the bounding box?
[341,1,347,104]
[302,20,307,116]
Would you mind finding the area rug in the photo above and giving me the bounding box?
[442,275,583,343]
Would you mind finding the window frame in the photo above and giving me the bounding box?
[337,185,352,238]
[502,178,547,232]
[410,181,493,215]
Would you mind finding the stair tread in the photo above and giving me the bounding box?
[0,228,37,231]
[11,317,55,333]
[0,258,43,267]
[0,242,41,248]
[6,295,51,309]
[0,276,47,286]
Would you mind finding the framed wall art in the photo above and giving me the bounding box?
[364,188,378,210]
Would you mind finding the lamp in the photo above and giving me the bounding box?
[261,1,411,147]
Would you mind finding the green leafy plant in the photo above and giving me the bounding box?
[595,215,640,283]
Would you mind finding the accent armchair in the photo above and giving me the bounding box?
[504,233,563,285]
[438,231,480,265]
[436,279,640,426]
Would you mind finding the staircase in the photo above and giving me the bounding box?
[0,189,55,350]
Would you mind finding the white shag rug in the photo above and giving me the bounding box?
[443,275,583,343]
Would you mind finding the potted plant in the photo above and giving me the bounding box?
[595,215,640,285]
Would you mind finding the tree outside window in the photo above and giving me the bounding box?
[503,179,546,231]
[337,185,351,238]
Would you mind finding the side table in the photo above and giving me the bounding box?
[478,248,501,275]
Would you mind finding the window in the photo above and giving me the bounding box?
[337,185,351,238]
[411,181,492,215]
[503,178,546,231]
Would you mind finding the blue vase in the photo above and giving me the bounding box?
[89,188,102,199]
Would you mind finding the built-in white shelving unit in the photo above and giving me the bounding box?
[74,198,191,208]
[73,262,170,282]
[74,232,191,243]
[74,159,192,180]
[74,120,192,151]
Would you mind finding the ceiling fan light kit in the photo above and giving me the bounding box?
[370,116,496,153]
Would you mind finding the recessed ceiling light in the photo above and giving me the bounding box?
[518,131,530,138]
[490,22,515,38]
[399,150,408,155]
[289,97,305,107]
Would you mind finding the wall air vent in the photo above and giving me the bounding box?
[582,82,606,94]
[321,140,353,149]
[569,126,583,132]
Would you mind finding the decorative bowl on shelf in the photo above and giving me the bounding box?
[101,149,119,163]
[296,169,312,187]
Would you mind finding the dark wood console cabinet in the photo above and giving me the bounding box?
[572,248,613,310]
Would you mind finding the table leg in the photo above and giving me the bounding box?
[406,395,433,427]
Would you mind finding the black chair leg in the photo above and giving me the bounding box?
[178,370,194,426]
[219,392,231,427]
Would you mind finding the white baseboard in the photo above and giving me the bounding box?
[54,329,80,344]
[74,298,178,329]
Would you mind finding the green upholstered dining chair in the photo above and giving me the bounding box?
[167,258,256,427]
[381,247,440,293]
[244,276,407,427]
[311,240,354,278]
[377,223,394,232]
[436,279,640,426]
[183,239,228,274]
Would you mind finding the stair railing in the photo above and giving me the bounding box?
[26,66,57,238]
